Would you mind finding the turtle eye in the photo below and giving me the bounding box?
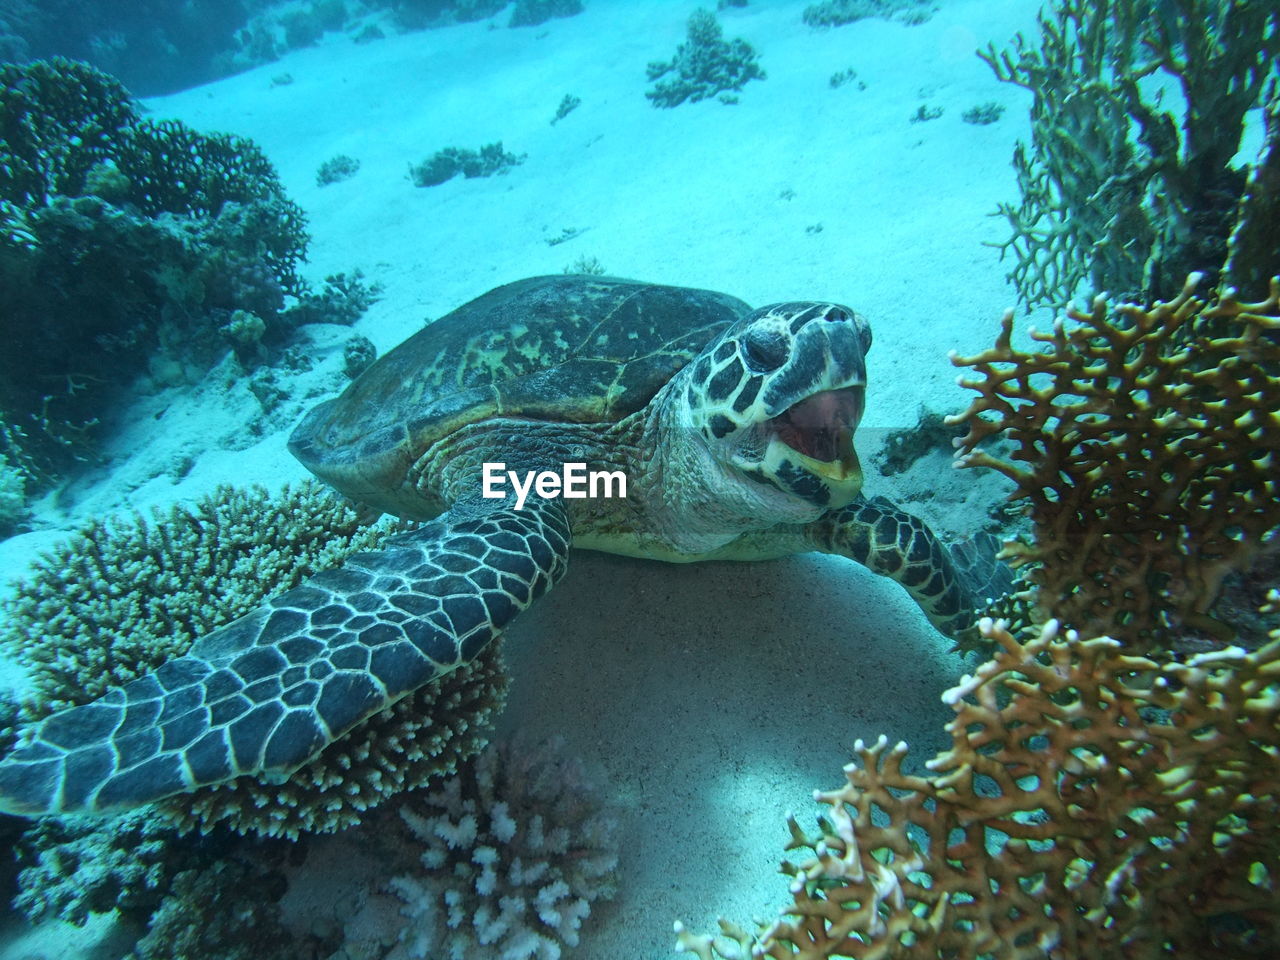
[741,328,788,372]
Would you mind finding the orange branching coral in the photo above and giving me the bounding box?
[676,617,1280,959]
[947,274,1280,648]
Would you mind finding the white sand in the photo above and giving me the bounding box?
[0,0,1045,956]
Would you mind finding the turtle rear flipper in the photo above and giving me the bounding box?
[0,498,570,816]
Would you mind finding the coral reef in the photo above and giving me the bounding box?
[1,60,307,242]
[0,58,310,485]
[0,688,19,909]
[0,690,17,756]
[0,813,19,915]
[284,270,384,327]
[14,804,298,958]
[454,0,510,22]
[344,334,378,379]
[2,481,509,837]
[802,0,934,28]
[389,0,465,30]
[317,154,362,186]
[960,102,1004,125]
[645,8,765,109]
[874,408,961,477]
[390,736,619,959]
[1225,90,1280,299]
[4,482,394,714]
[510,0,583,28]
[828,67,859,89]
[280,3,339,50]
[0,0,250,95]
[129,857,295,960]
[409,142,527,187]
[0,453,26,537]
[563,254,606,275]
[223,0,362,73]
[390,0,510,28]
[948,275,1280,650]
[981,0,1280,308]
[14,808,202,926]
[677,615,1280,958]
[159,641,508,838]
[545,226,584,246]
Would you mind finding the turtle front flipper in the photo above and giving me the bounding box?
[807,495,1011,636]
[0,497,571,816]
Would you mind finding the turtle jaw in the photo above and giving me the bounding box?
[766,387,863,482]
[731,384,864,506]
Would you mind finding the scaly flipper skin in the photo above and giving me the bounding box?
[807,496,1011,635]
[0,498,571,816]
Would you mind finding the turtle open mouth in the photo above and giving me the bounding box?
[769,387,863,477]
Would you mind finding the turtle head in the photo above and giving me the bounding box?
[679,301,871,510]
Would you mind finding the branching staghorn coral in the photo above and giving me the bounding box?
[981,0,1280,309]
[2,481,509,837]
[391,736,619,959]
[676,615,1280,959]
[947,274,1280,649]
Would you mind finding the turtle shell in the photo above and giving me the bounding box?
[289,275,750,512]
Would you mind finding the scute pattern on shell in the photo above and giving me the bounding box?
[289,275,751,480]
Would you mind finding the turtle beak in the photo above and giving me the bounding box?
[766,386,864,480]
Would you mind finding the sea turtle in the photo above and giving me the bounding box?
[0,275,1006,816]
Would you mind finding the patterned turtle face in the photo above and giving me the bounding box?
[680,301,872,508]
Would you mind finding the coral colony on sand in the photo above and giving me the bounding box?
[646,8,766,108]
[390,737,618,959]
[409,142,527,188]
[0,55,382,530]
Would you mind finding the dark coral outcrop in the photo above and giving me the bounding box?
[0,58,309,486]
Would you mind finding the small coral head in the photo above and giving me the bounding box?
[678,301,872,508]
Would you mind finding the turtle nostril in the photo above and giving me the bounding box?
[741,329,789,372]
[823,307,848,323]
